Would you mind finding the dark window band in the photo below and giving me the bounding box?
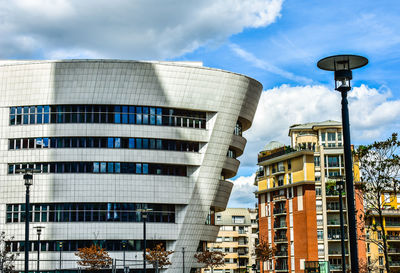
[6,203,175,224]
[8,162,187,176]
[8,137,200,152]
[8,239,167,252]
[9,105,206,129]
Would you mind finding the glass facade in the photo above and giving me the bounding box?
[9,239,167,252]
[8,162,187,176]
[9,137,200,152]
[9,105,206,129]
[6,203,175,223]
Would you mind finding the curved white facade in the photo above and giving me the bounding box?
[0,60,262,272]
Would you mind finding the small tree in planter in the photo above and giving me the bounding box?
[75,244,112,271]
[194,250,225,273]
[146,243,174,272]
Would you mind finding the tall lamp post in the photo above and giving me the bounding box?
[138,209,152,273]
[318,55,368,273]
[34,226,45,273]
[333,176,346,273]
[16,168,41,273]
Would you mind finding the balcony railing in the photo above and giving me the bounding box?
[327,203,346,210]
[273,207,287,215]
[327,220,347,226]
[329,264,342,270]
[388,248,400,254]
[274,222,287,229]
[388,235,400,240]
[327,234,348,240]
[274,235,288,242]
[328,250,348,255]
[275,251,288,257]
[273,194,286,202]
[386,222,400,227]
[389,261,400,267]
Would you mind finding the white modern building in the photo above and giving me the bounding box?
[0,60,262,272]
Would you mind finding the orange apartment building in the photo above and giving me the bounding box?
[255,121,366,273]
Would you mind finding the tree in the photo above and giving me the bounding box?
[254,239,275,272]
[194,250,225,273]
[75,244,112,271]
[146,243,174,271]
[0,231,19,273]
[355,133,400,273]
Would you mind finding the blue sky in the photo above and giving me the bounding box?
[2,0,399,207]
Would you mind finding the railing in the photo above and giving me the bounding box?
[274,235,288,242]
[327,234,346,240]
[327,220,347,225]
[389,261,400,267]
[273,208,287,214]
[275,251,288,257]
[274,222,287,229]
[387,235,400,240]
[327,203,346,210]
[273,195,286,202]
[328,250,348,255]
[386,222,400,227]
[329,264,342,270]
[388,248,400,253]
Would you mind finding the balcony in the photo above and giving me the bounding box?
[327,202,346,211]
[329,264,343,271]
[273,207,287,215]
[389,261,400,267]
[273,194,287,202]
[272,166,285,175]
[388,235,400,241]
[388,248,400,254]
[327,235,348,240]
[275,251,288,257]
[274,222,287,229]
[274,235,288,243]
[327,220,347,226]
[328,250,348,255]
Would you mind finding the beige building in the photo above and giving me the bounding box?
[205,208,258,273]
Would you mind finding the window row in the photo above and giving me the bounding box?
[9,137,200,152]
[7,239,167,252]
[8,162,187,176]
[9,105,206,129]
[6,203,175,223]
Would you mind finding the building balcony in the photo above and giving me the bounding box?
[388,248,400,254]
[273,208,287,215]
[327,220,347,227]
[329,264,343,271]
[328,250,348,256]
[388,235,400,241]
[275,251,288,257]
[274,236,288,243]
[274,222,287,229]
[327,235,348,241]
[273,195,287,202]
[389,261,400,267]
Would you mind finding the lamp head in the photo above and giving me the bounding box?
[34,226,45,235]
[317,54,368,92]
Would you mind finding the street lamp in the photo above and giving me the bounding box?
[138,209,153,273]
[318,54,368,273]
[332,176,346,273]
[16,168,41,273]
[34,226,45,273]
[122,240,127,270]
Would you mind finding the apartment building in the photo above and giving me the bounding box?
[205,208,258,273]
[365,192,400,272]
[255,121,365,273]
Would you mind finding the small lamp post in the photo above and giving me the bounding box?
[318,54,368,273]
[34,226,45,273]
[138,209,153,273]
[122,240,127,270]
[16,168,41,273]
[332,176,346,273]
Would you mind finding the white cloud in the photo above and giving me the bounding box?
[0,0,283,59]
[228,174,257,208]
[230,83,400,207]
